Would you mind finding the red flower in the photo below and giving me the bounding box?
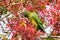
[0,0,10,6]
[8,3,23,13]
[56,0,60,3]
[25,4,34,11]
[0,1,7,7]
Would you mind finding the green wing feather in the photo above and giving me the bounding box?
[23,11,45,32]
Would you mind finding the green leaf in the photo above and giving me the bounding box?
[2,38,9,40]
[0,5,7,15]
[46,37,54,40]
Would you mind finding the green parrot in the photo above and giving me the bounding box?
[23,11,45,32]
